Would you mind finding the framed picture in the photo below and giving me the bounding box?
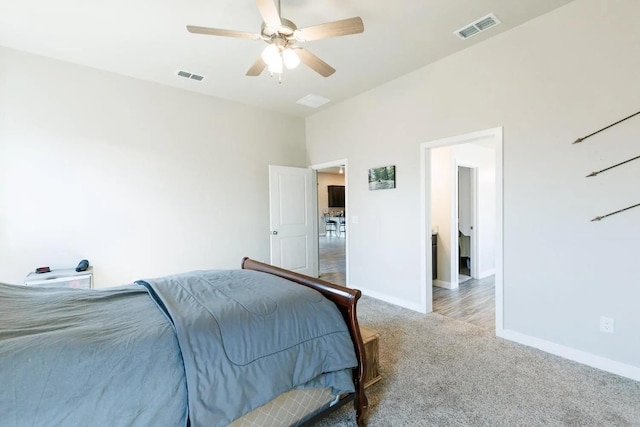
[327,185,345,208]
[368,165,396,190]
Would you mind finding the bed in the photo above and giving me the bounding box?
[0,257,368,426]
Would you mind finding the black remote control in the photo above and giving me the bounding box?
[76,259,89,272]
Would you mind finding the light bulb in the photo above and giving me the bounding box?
[282,48,300,70]
[261,44,280,66]
[268,55,283,74]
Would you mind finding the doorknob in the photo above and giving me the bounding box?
[272,231,278,235]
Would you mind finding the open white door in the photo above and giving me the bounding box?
[268,165,318,277]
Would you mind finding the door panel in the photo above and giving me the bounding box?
[279,236,308,271]
[278,174,307,225]
[269,165,318,276]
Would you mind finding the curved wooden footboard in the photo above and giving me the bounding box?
[241,257,368,426]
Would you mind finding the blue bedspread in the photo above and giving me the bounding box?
[139,269,357,426]
[0,269,357,427]
[0,283,188,427]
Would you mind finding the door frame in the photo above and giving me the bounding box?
[311,159,349,285]
[420,127,503,333]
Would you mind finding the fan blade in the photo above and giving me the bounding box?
[297,48,335,77]
[295,17,364,41]
[246,57,267,76]
[255,0,282,29]
[187,25,261,40]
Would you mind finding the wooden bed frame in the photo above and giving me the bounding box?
[241,257,368,426]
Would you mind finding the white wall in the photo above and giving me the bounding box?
[0,46,306,287]
[453,143,496,279]
[430,147,453,285]
[431,143,496,287]
[305,0,640,373]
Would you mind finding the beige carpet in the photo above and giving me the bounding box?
[315,296,640,426]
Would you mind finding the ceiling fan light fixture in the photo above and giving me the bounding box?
[282,48,300,69]
[268,55,284,74]
[261,44,280,66]
[187,1,365,79]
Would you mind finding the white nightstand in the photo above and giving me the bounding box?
[24,267,93,289]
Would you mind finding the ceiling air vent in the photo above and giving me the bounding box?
[454,13,501,40]
[296,94,331,109]
[177,70,205,81]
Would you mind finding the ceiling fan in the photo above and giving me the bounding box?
[186,0,364,79]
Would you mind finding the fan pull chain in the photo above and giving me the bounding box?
[269,71,283,84]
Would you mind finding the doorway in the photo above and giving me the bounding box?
[312,160,348,286]
[420,127,503,333]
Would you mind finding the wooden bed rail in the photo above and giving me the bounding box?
[241,257,368,426]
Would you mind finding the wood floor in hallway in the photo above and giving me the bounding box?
[318,235,346,285]
[433,275,495,330]
[318,234,495,331]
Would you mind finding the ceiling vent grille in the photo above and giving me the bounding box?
[177,70,205,81]
[296,94,331,109]
[454,13,501,40]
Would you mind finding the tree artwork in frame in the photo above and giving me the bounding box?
[368,165,396,190]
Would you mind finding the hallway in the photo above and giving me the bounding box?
[318,235,346,285]
[320,233,494,331]
[433,275,495,330]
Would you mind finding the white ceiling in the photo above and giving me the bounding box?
[0,0,574,117]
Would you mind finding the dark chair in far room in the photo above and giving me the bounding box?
[323,214,337,236]
[338,216,346,235]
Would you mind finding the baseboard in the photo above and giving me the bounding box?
[497,329,640,382]
[434,279,458,289]
[355,286,426,313]
[477,268,495,279]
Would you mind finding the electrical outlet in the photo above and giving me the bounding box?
[599,316,614,334]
